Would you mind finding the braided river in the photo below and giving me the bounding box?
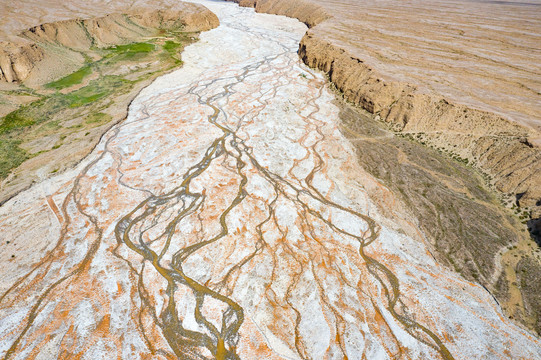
[0,0,540,358]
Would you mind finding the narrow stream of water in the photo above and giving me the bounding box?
[0,1,539,359]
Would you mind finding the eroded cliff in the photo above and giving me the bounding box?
[0,6,219,85]
[298,33,541,215]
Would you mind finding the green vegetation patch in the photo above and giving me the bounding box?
[85,112,112,125]
[163,40,181,53]
[162,40,184,64]
[0,98,46,135]
[104,42,155,62]
[108,42,155,53]
[65,76,131,108]
[0,139,28,178]
[0,34,194,181]
[45,65,93,90]
[1,76,131,135]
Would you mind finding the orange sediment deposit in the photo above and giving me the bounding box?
[45,195,63,224]
[0,0,540,358]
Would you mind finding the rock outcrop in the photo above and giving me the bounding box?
[0,42,43,83]
[226,0,329,28]
[0,5,219,84]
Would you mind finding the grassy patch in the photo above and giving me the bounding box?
[0,106,37,134]
[163,40,183,64]
[163,40,181,54]
[0,139,28,178]
[65,76,131,108]
[45,65,93,90]
[104,42,155,62]
[108,42,155,53]
[85,112,112,125]
[1,76,131,136]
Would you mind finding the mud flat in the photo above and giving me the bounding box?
[1,1,540,358]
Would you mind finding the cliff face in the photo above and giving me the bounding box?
[0,42,44,83]
[226,0,329,28]
[0,6,219,84]
[227,0,541,220]
[254,0,329,28]
[298,33,541,214]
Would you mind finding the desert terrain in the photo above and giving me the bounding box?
[0,0,540,358]
[229,0,541,232]
[230,0,541,338]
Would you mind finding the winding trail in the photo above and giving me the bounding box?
[0,1,540,359]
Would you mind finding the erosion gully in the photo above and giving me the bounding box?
[0,1,539,359]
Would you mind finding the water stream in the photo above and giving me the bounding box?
[0,1,539,359]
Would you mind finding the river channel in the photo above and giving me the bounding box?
[0,0,540,359]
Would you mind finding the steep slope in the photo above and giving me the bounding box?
[0,6,218,84]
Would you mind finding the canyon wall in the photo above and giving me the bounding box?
[226,0,328,27]
[298,33,541,215]
[227,0,541,222]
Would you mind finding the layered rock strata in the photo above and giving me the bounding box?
[232,0,330,27]
[0,43,43,83]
